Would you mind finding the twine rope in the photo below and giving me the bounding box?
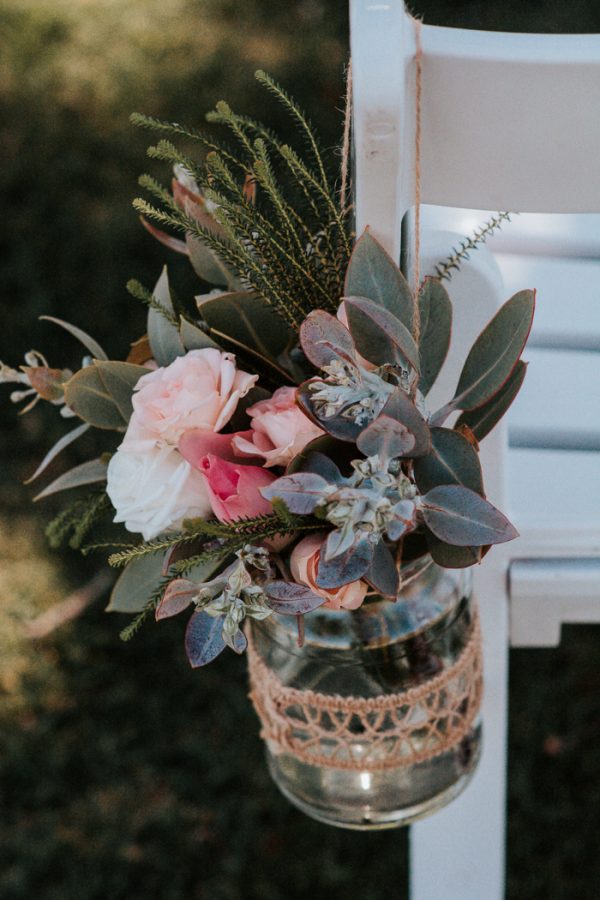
[340,59,353,214]
[247,609,482,772]
[412,16,423,343]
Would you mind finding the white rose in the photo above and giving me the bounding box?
[106,444,211,541]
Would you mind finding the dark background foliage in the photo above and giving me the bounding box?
[0,2,598,898]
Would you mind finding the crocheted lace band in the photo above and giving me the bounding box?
[247,611,482,771]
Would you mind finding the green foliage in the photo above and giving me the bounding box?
[433,211,513,281]
[456,359,528,441]
[126,278,179,327]
[146,267,186,365]
[344,296,419,371]
[431,290,535,424]
[413,427,483,495]
[345,230,414,330]
[45,492,111,550]
[196,290,301,383]
[132,70,352,330]
[417,278,452,395]
[34,458,108,501]
[63,360,147,429]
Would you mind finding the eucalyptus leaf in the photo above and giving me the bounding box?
[95,361,147,423]
[198,291,297,381]
[425,532,490,569]
[187,233,236,287]
[421,485,518,546]
[299,310,356,369]
[40,316,108,361]
[148,267,186,366]
[155,579,197,619]
[345,230,414,330]
[63,366,126,429]
[185,610,226,667]
[261,472,331,515]
[106,552,165,613]
[417,278,452,395]
[265,582,326,614]
[25,422,90,484]
[231,629,248,654]
[179,316,220,351]
[381,389,431,456]
[344,296,419,371]
[34,458,108,501]
[316,536,374,589]
[413,427,484,495]
[441,290,534,418]
[456,360,527,441]
[286,436,355,478]
[357,415,416,460]
[365,541,399,598]
[288,450,345,483]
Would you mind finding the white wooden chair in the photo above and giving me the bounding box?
[349,3,600,898]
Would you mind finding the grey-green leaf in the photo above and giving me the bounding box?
[417,278,452,395]
[421,484,518,546]
[63,366,126,429]
[40,316,108,361]
[452,290,534,412]
[148,267,186,366]
[197,290,297,379]
[425,531,488,569]
[185,610,226,667]
[35,458,108,501]
[345,230,414,330]
[25,422,90,484]
[187,234,237,288]
[95,361,147,423]
[344,296,419,371]
[414,427,483,495]
[456,360,527,441]
[179,316,220,351]
[106,552,165,613]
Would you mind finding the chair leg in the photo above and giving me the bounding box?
[409,566,509,900]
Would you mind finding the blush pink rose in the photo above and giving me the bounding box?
[122,349,257,451]
[290,534,369,611]
[196,454,277,522]
[232,386,324,467]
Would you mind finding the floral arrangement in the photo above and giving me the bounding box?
[1,72,533,668]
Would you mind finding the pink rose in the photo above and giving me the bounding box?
[195,454,276,522]
[232,386,324,467]
[122,349,257,452]
[290,534,369,611]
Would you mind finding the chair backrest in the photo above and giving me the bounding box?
[350,0,600,260]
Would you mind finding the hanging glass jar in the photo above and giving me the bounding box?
[247,555,482,830]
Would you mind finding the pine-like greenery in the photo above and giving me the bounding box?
[434,211,512,281]
[107,511,323,569]
[46,493,111,550]
[131,70,353,330]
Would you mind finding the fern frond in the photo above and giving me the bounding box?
[255,69,329,191]
[126,279,179,326]
[46,493,111,550]
[434,212,513,281]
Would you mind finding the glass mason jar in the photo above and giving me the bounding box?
[247,555,482,830]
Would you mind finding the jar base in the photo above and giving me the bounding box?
[266,725,482,831]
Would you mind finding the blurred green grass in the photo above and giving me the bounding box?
[1,2,599,898]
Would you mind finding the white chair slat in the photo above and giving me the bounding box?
[508,348,600,450]
[497,254,600,351]
[507,448,600,542]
